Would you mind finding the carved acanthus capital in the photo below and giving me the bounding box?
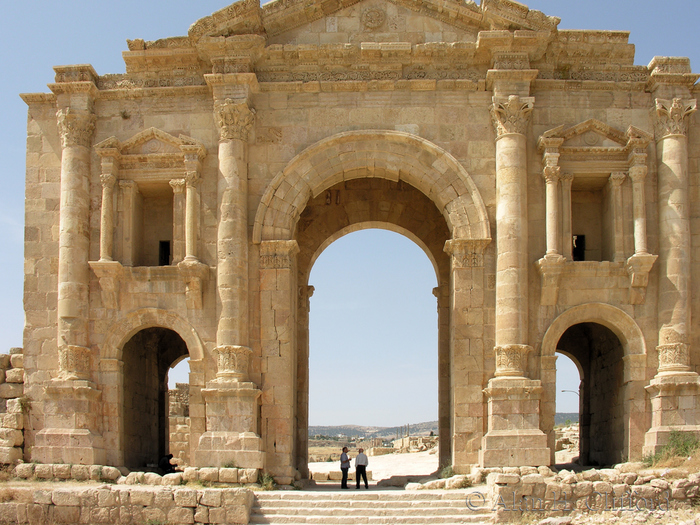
[444,238,491,268]
[654,98,697,138]
[214,98,255,141]
[100,172,116,188]
[542,166,560,184]
[57,109,96,149]
[536,254,566,305]
[260,240,300,269]
[657,343,691,374]
[184,170,200,187]
[609,172,627,187]
[490,95,534,137]
[298,285,315,312]
[215,345,253,382]
[559,172,574,185]
[494,344,532,378]
[169,179,186,194]
[58,345,92,381]
[625,253,657,304]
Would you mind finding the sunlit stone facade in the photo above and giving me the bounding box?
[18,0,700,483]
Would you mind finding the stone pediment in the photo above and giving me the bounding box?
[95,128,206,158]
[94,129,206,174]
[540,119,653,152]
[188,0,559,44]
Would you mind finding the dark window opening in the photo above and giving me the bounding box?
[159,241,171,266]
[573,235,586,261]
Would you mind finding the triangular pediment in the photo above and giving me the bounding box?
[188,0,558,44]
[542,119,654,151]
[96,128,206,158]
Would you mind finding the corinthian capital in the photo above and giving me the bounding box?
[57,109,96,148]
[490,95,534,137]
[654,98,697,138]
[214,98,255,141]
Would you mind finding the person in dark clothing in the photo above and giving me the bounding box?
[159,454,177,474]
[340,447,350,489]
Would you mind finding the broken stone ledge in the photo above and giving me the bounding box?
[13,463,259,485]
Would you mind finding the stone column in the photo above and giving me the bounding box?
[35,74,105,465]
[99,165,117,262]
[444,239,490,471]
[560,172,574,261]
[608,172,626,263]
[170,179,186,265]
[644,96,700,456]
[629,154,650,256]
[482,95,549,467]
[433,283,451,470]
[654,97,696,371]
[184,166,200,262]
[296,284,314,479]
[195,82,262,468]
[259,240,299,484]
[214,97,255,351]
[543,166,561,257]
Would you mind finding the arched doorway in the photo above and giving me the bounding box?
[542,303,648,465]
[557,323,624,466]
[254,130,491,480]
[306,228,439,476]
[121,327,188,469]
[293,178,451,478]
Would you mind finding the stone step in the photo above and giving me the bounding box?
[251,490,491,525]
[249,516,491,525]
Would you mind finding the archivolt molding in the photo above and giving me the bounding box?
[541,303,646,358]
[101,308,205,362]
[252,130,491,244]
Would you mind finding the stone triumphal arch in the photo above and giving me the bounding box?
[15,0,700,483]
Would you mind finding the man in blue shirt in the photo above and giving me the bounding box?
[340,447,350,489]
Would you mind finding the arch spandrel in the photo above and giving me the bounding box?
[253,130,491,244]
[541,303,647,358]
[101,307,205,362]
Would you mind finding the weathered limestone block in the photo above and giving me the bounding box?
[162,473,183,486]
[199,489,221,507]
[9,354,23,369]
[218,467,238,483]
[34,465,53,479]
[100,466,121,481]
[174,488,198,507]
[198,467,219,482]
[0,384,23,399]
[14,463,34,479]
[144,472,162,485]
[53,464,71,479]
[5,369,24,383]
[0,428,23,447]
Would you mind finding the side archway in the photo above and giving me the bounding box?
[99,308,205,466]
[541,303,648,464]
[253,129,491,243]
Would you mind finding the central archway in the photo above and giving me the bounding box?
[255,130,491,480]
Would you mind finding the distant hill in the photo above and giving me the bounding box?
[554,413,579,425]
[309,421,438,439]
[310,415,579,438]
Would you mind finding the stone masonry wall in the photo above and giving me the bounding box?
[0,349,25,464]
[0,483,254,525]
[169,383,191,467]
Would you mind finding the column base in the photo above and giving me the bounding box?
[481,376,550,467]
[194,431,264,469]
[480,430,551,467]
[33,429,105,465]
[643,372,700,456]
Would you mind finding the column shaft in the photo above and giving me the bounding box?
[170,179,186,264]
[99,173,116,262]
[543,167,560,256]
[609,172,626,263]
[560,173,574,260]
[57,110,95,349]
[629,165,649,255]
[495,131,529,347]
[185,178,199,261]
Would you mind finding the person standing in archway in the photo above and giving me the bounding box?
[355,448,369,489]
[340,447,351,489]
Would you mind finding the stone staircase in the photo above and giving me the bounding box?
[251,490,493,524]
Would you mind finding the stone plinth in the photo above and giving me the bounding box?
[481,377,550,467]
[195,381,263,469]
[643,373,700,456]
[33,380,104,465]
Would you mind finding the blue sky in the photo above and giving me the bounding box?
[1,1,698,425]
